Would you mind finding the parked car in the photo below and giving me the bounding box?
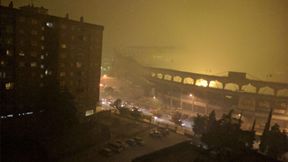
[126,138,137,146]
[159,128,170,136]
[133,137,145,146]
[99,148,113,157]
[115,140,129,149]
[150,129,162,138]
[106,142,123,153]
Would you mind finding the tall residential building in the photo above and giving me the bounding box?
[0,3,103,120]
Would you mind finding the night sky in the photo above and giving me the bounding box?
[3,0,288,82]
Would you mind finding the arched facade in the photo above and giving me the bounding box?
[209,80,223,89]
[241,84,257,93]
[183,77,194,85]
[164,74,172,81]
[173,76,182,83]
[224,83,239,91]
[195,79,208,87]
[259,86,275,95]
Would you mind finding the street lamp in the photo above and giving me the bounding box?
[189,93,195,113]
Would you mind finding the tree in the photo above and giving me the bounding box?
[261,124,288,159]
[192,114,208,136]
[260,108,273,152]
[112,98,122,109]
[207,110,217,130]
[200,110,254,152]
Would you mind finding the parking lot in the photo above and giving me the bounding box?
[59,127,188,162]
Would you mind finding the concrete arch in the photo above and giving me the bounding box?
[259,86,275,95]
[209,80,223,89]
[277,88,288,97]
[195,79,208,87]
[157,73,163,79]
[224,83,239,91]
[151,72,156,77]
[183,77,194,84]
[173,76,182,83]
[241,84,257,93]
[164,74,172,81]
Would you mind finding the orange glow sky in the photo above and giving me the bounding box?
[3,0,288,82]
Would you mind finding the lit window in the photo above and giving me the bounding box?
[30,62,37,67]
[5,82,14,90]
[0,60,5,66]
[41,36,45,40]
[40,64,44,69]
[41,27,45,31]
[76,62,82,68]
[41,46,45,50]
[6,50,12,56]
[40,55,44,59]
[46,22,53,28]
[45,70,48,75]
[61,44,67,49]
[19,51,25,56]
[40,74,44,78]
[1,72,6,79]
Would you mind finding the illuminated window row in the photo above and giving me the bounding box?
[0,72,7,78]
[5,82,14,90]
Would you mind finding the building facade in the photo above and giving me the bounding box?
[0,3,103,119]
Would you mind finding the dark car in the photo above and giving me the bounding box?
[107,142,124,153]
[126,138,137,146]
[115,140,129,149]
[99,148,113,157]
[150,129,162,138]
[133,137,145,146]
[159,128,170,136]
